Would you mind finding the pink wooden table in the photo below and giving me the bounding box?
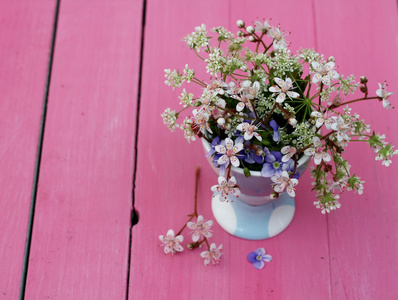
[1,0,397,299]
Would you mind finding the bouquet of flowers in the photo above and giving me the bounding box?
[162,19,396,214]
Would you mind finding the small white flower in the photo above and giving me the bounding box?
[254,19,271,34]
[201,243,223,265]
[187,215,213,242]
[311,61,339,86]
[281,146,297,162]
[376,82,394,110]
[304,137,331,165]
[211,176,241,202]
[331,116,350,142]
[269,77,300,103]
[311,111,335,129]
[270,26,288,50]
[192,106,212,134]
[159,229,184,255]
[215,138,244,167]
[271,171,298,197]
[236,122,262,141]
[161,108,178,131]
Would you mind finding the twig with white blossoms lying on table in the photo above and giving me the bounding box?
[159,167,223,265]
[162,18,397,213]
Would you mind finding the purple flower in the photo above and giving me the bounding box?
[253,146,270,164]
[247,248,272,269]
[206,136,220,157]
[261,150,294,177]
[269,120,280,142]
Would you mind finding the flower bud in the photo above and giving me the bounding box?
[359,86,367,93]
[237,30,245,37]
[270,192,279,200]
[327,56,335,62]
[248,36,255,42]
[246,26,255,34]
[333,94,342,106]
[236,20,245,28]
[288,118,297,127]
[360,76,368,84]
[217,118,226,126]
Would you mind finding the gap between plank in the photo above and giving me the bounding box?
[18,0,62,299]
[126,0,147,299]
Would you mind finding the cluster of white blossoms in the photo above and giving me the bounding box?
[162,19,396,213]
[159,215,223,265]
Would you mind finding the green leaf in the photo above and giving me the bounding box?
[243,167,251,178]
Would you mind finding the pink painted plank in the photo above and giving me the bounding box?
[130,1,331,299]
[314,1,398,299]
[0,1,56,298]
[24,0,143,298]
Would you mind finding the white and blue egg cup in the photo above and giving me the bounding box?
[202,139,310,240]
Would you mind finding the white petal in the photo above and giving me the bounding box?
[316,118,324,128]
[244,131,253,140]
[325,61,335,71]
[287,186,295,197]
[210,185,222,193]
[276,93,286,103]
[323,152,331,162]
[269,85,281,93]
[217,155,229,165]
[274,184,285,193]
[233,143,244,153]
[215,145,225,154]
[311,111,322,118]
[287,91,300,99]
[274,77,285,87]
[237,122,249,131]
[228,176,237,186]
[328,70,339,80]
[174,244,184,252]
[218,176,227,186]
[230,187,240,197]
[281,146,290,154]
[253,132,262,141]
[314,153,322,165]
[230,156,240,167]
[312,74,322,84]
[225,138,233,149]
[321,76,331,86]
[314,139,322,148]
[311,62,322,72]
[285,78,293,88]
[304,148,315,156]
[236,102,245,111]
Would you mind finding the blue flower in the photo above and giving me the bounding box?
[247,248,272,269]
[269,120,280,142]
[261,150,294,177]
[206,136,220,157]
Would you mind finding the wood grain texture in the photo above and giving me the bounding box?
[129,1,332,299]
[0,1,56,298]
[314,1,398,299]
[24,0,143,298]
